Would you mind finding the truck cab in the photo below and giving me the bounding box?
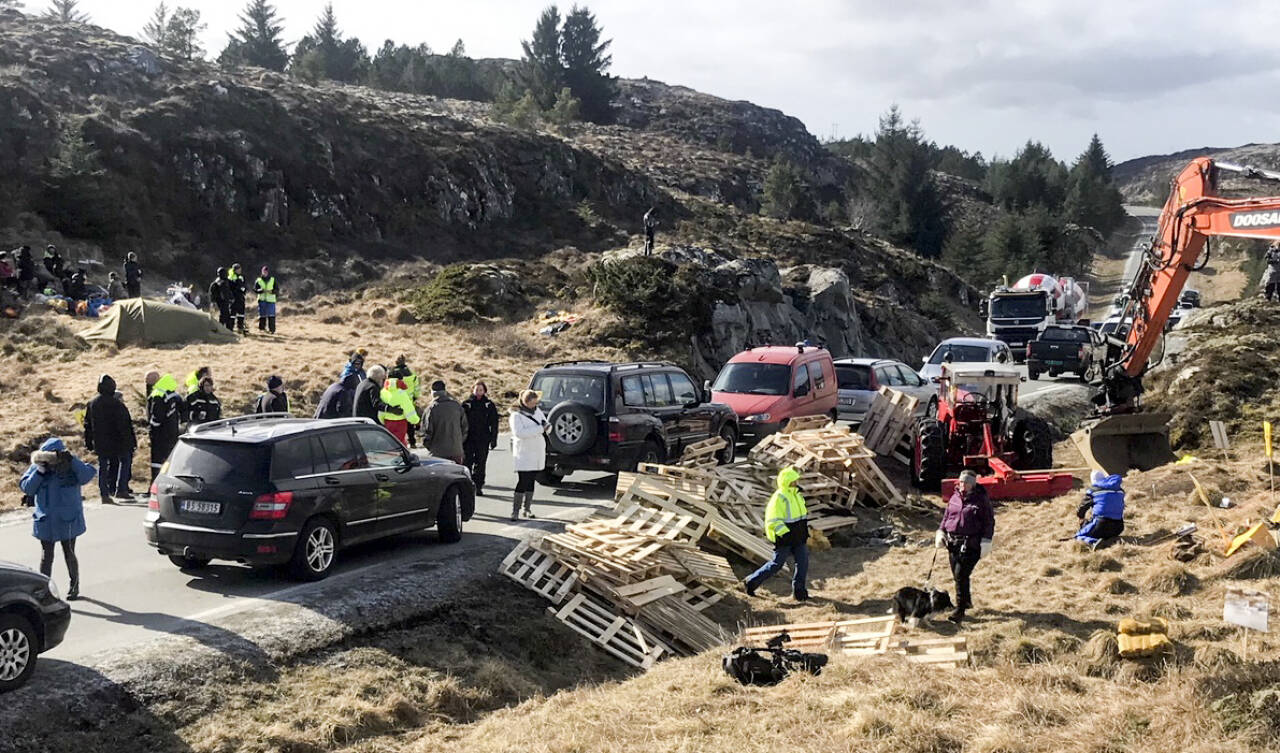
[983,289,1051,359]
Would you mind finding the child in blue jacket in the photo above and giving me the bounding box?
[1076,470,1125,548]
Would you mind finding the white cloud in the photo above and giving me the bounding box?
[61,0,1280,161]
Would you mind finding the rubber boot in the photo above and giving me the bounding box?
[258,316,267,331]
[511,492,521,522]
[523,492,535,519]
[268,316,276,334]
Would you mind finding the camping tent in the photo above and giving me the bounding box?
[78,299,237,346]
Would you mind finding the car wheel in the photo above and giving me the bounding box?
[1027,370,1039,381]
[167,554,211,570]
[0,613,37,693]
[436,486,463,544]
[717,425,737,465]
[633,440,663,471]
[546,402,598,455]
[289,517,338,581]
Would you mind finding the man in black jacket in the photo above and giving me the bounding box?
[316,373,360,419]
[227,262,248,334]
[83,374,137,503]
[16,245,34,296]
[253,375,290,414]
[124,252,143,299]
[186,376,222,427]
[352,365,387,421]
[461,381,500,495]
[208,267,233,331]
[145,370,184,482]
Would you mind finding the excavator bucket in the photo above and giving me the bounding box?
[1071,413,1177,475]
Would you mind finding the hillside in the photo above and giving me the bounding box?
[1113,143,1280,204]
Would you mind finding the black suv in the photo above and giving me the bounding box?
[530,361,738,482]
[0,560,70,693]
[143,415,475,581]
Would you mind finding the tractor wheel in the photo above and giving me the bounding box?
[912,418,946,492]
[1016,416,1053,470]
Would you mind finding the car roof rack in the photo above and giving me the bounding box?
[541,360,611,368]
[189,413,293,435]
[610,362,674,371]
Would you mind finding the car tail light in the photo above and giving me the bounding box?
[1025,343,1032,358]
[148,482,159,511]
[607,417,624,444]
[250,491,294,520]
[1078,346,1086,360]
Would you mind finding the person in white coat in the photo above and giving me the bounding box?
[509,389,547,521]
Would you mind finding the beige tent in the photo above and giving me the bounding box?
[78,299,237,346]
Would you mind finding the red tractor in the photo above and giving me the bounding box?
[912,362,1071,500]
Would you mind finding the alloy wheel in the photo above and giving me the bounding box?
[555,413,584,444]
[0,627,31,682]
[306,526,336,573]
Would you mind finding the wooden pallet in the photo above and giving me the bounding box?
[601,503,709,546]
[499,540,579,605]
[783,415,832,432]
[549,592,672,669]
[636,593,727,653]
[744,615,899,653]
[844,635,969,668]
[657,547,738,584]
[741,620,841,651]
[832,615,898,652]
[678,437,727,468]
[858,388,919,455]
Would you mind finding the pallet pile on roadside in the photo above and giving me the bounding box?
[500,418,924,670]
[858,387,921,462]
[742,616,968,668]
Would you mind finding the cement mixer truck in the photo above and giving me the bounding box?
[980,273,1088,360]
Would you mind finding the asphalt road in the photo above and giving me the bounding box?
[1119,206,1161,308]
[0,434,616,664]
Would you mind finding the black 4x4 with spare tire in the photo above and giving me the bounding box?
[530,361,738,483]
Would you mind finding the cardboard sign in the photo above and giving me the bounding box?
[1224,588,1269,632]
[1210,420,1230,451]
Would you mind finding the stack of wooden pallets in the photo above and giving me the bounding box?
[749,422,905,507]
[743,616,968,669]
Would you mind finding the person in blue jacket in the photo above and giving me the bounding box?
[19,437,96,600]
[1076,470,1125,548]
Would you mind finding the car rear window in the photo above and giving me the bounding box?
[928,344,992,365]
[1041,328,1089,342]
[168,440,270,485]
[835,364,871,390]
[530,372,606,413]
[712,363,790,396]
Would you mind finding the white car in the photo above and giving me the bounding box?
[919,337,1014,383]
[833,358,938,422]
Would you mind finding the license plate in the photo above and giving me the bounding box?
[839,398,855,405]
[180,500,221,515]
[1045,360,1063,366]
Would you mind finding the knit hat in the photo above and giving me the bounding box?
[1090,469,1106,486]
[267,375,283,390]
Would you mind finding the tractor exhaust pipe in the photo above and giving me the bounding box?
[1070,412,1177,475]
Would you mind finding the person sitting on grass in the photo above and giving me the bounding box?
[1075,470,1125,549]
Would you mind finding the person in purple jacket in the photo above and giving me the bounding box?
[934,469,995,624]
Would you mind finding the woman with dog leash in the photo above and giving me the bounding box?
[935,469,995,624]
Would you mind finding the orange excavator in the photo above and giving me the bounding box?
[1074,156,1280,473]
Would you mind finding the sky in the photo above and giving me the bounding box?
[43,0,1280,163]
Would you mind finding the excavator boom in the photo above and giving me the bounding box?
[1073,157,1280,473]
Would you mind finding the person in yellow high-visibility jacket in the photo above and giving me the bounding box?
[744,465,810,601]
[253,265,279,334]
[378,377,420,446]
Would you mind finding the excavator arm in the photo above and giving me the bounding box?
[1074,156,1280,473]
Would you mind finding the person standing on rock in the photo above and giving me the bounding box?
[20,437,95,600]
[462,381,500,496]
[1265,243,1280,302]
[208,267,233,331]
[83,374,136,505]
[936,469,995,624]
[227,263,248,334]
[509,389,546,521]
[254,265,279,334]
[643,207,658,255]
[146,370,184,481]
[423,380,468,463]
[123,251,143,298]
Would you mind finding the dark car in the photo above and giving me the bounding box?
[0,560,71,693]
[1026,324,1106,381]
[143,415,475,581]
[531,361,738,483]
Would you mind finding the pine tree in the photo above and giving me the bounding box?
[218,0,288,72]
[44,0,88,23]
[761,157,804,220]
[519,5,563,110]
[143,2,171,50]
[987,141,1068,211]
[165,8,206,61]
[290,3,369,83]
[869,106,949,257]
[1064,134,1126,235]
[547,86,581,131]
[560,4,615,123]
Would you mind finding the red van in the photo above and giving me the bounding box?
[710,345,839,445]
